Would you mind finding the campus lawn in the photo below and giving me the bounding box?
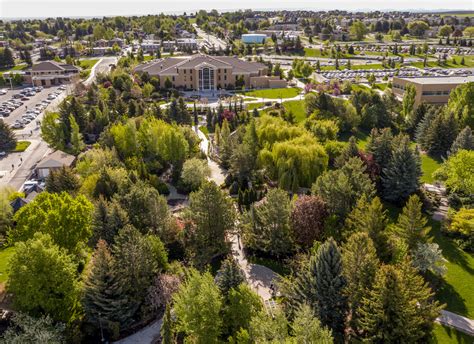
[429,220,474,319]
[12,140,31,152]
[420,154,443,184]
[351,84,371,92]
[79,59,99,70]
[372,83,388,91]
[0,246,15,283]
[304,48,327,58]
[143,55,155,61]
[282,100,306,123]
[411,56,474,69]
[247,255,290,276]
[246,102,264,110]
[431,324,474,343]
[339,130,370,150]
[320,63,399,71]
[242,87,301,99]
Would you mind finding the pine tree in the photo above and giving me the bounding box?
[345,196,388,259]
[314,238,348,336]
[161,304,174,344]
[83,240,131,331]
[356,261,442,342]
[382,136,421,203]
[422,111,458,156]
[215,256,245,295]
[366,128,393,170]
[219,119,233,168]
[335,136,359,167]
[0,119,18,151]
[450,126,474,154]
[342,232,379,328]
[393,194,429,250]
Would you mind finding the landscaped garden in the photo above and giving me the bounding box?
[241,87,301,99]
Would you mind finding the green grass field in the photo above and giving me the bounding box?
[242,87,301,99]
[246,102,264,110]
[282,100,306,123]
[372,83,388,91]
[12,141,31,152]
[431,324,473,343]
[199,126,209,138]
[429,220,474,319]
[421,154,443,184]
[0,246,15,283]
[411,56,474,69]
[304,48,327,57]
[79,59,99,70]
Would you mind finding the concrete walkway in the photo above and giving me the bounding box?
[114,318,163,344]
[424,183,474,336]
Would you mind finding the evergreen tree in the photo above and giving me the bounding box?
[356,261,442,342]
[0,119,17,151]
[313,238,348,336]
[345,196,388,259]
[450,126,474,154]
[423,111,458,156]
[219,119,233,168]
[382,136,421,203]
[69,114,85,155]
[45,166,80,194]
[392,194,429,250]
[366,128,393,171]
[92,197,129,245]
[161,304,174,344]
[83,240,130,332]
[215,256,245,295]
[342,232,379,329]
[185,181,236,268]
[335,136,359,167]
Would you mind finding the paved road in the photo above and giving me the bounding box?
[193,23,227,50]
[0,58,116,191]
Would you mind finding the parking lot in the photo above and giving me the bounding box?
[0,85,69,134]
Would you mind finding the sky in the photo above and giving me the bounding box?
[0,0,472,19]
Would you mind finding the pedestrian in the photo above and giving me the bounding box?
[11,164,14,171]
[20,157,23,162]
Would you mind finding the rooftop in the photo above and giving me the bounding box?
[396,76,474,85]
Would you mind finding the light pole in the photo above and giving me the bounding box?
[98,312,105,343]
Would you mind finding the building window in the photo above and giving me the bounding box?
[184,69,186,74]
[224,75,227,81]
[172,76,175,81]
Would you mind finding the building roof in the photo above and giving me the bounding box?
[36,150,75,170]
[134,54,266,76]
[395,76,474,85]
[32,60,80,72]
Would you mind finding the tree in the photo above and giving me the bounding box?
[412,242,447,276]
[313,238,348,335]
[0,187,14,235]
[291,304,334,343]
[366,128,393,170]
[112,226,167,325]
[407,21,430,37]
[244,188,293,257]
[0,47,15,68]
[91,197,129,245]
[342,232,379,328]
[290,195,328,249]
[392,194,429,250]
[439,25,453,38]
[345,196,388,258]
[161,304,174,344]
[181,158,211,191]
[224,284,263,337]
[401,84,416,121]
[463,26,474,38]
[215,256,245,295]
[1,313,65,344]
[450,126,474,154]
[0,119,17,151]
[173,270,223,343]
[350,21,368,40]
[11,192,93,254]
[335,136,359,167]
[447,82,474,128]
[382,136,421,203]
[185,181,236,267]
[356,261,442,342]
[8,233,80,322]
[119,181,170,236]
[82,240,130,333]
[312,157,376,220]
[45,166,80,194]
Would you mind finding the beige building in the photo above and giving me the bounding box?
[392,76,474,105]
[26,60,81,87]
[134,54,287,91]
[36,150,76,179]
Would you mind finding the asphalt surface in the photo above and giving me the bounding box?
[0,57,117,190]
